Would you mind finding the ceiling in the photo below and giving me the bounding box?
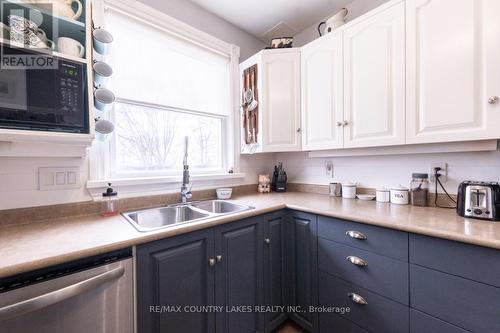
[189,0,354,41]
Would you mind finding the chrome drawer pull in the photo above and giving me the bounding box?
[346,256,368,267]
[347,292,368,305]
[346,230,367,240]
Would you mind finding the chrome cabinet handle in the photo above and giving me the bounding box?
[208,258,216,266]
[488,96,499,104]
[216,255,223,262]
[346,256,368,267]
[347,292,368,305]
[346,230,367,240]
[264,238,271,245]
[0,266,125,320]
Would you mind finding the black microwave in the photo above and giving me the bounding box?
[0,45,89,133]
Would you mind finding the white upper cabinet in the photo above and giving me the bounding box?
[261,50,302,152]
[343,1,406,148]
[301,32,344,151]
[240,49,301,154]
[406,0,500,143]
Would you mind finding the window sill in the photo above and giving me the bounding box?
[86,173,246,200]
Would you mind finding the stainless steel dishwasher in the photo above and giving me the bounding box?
[0,248,134,333]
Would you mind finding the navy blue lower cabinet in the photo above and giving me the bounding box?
[136,229,216,333]
[287,211,319,332]
[319,271,409,333]
[214,216,265,333]
[319,312,369,333]
[410,264,500,333]
[263,211,288,332]
[318,238,409,305]
[410,309,471,333]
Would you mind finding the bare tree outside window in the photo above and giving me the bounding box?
[113,102,223,176]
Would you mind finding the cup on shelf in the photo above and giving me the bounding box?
[95,118,115,141]
[29,0,83,20]
[57,37,85,58]
[7,15,54,49]
[93,61,113,87]
[92,28,113,55]
[0,23,10,40]
[94,87,115,112]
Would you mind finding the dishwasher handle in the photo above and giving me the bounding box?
[0,266,125,321]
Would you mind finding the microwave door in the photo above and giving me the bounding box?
[0,69,28,112]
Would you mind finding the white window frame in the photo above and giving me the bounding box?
[87,0,244,197]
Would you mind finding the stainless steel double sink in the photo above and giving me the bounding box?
[123,200,254,232]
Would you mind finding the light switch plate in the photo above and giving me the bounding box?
[39,167,81,190]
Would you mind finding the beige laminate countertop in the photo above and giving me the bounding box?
[2,192,500,279]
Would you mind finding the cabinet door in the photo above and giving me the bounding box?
[406,0,500,143]
[301,32,344,151]
[215,217,265,333]
[343,2,405,148]
[136,229,215,333]
[263,211,287,332]
[262,51,301,152]
[287,211,318,332]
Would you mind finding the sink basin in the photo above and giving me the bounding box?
[190,200,250,214]
[124,205,210,232]
[123,200,254,232]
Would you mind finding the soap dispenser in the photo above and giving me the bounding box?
[101,183,119,216]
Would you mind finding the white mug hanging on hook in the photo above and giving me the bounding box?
[92,27,113,55]
[95,118,114,141]
[93,61,113,87]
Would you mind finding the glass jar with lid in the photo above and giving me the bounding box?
[101,183,119,216]
[410,173,429,207]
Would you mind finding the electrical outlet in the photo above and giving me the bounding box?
[430,162,448,183]
[325,160,334,178]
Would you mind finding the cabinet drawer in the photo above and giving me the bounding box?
[319,271,409,333]
[410,309,470,333]
[410,234,500,287]
[318,216,408,261]
[410,264,500,333]
[320,313,369,333]
[318,238,408,304]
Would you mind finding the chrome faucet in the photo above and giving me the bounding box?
[180,136,192,204]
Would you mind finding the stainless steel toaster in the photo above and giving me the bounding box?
[457,181,500,221]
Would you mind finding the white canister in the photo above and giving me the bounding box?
[342,183,357,199]
[376,188,390,203]
[390,186,409,205]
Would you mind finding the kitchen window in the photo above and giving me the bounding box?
[90,0,239,183]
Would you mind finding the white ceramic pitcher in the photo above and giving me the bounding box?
[30,0,83,20]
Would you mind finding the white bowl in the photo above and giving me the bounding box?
[356,194,375,201]
[216,188,232,200]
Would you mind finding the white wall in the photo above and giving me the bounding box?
[275,150,500,194]
[294,0,389,46]
[0,0,267,210]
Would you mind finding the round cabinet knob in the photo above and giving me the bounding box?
[347,292,368,305]
[343,121,349,126]
[336,121,343,127]
[264,238,271,245]
[488,96,499,104]
[216,255,223,262]
[208,258,216,266]
[346,256,368,267]
[297,128,302,133]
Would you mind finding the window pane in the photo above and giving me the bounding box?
[113,102,223,174]
[105,7,231,116]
